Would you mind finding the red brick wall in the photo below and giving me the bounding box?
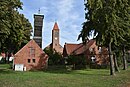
[14,40,48,71]
[84,41,109,65]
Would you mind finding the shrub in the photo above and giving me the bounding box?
[66,55,87,69]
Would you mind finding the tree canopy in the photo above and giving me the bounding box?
[0,0,32,53]
[44,48,63,65]
[79,0,130,46]
[79,0,130,75]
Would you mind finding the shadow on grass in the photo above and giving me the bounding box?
[71,70,109,76]
[43,65,72,74]
[43,65,109,76]
[0,64,15,74]
[0,68,15,74]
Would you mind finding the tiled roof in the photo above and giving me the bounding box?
[64,43,82,55]
[53,22,59,30]
[74,40,95,54]
[64,40,95,55]
[73,44,84,55]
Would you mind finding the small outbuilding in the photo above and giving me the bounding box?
[14,40,48,71]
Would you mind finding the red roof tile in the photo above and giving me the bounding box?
[74,40,95,54]
[53,22,59,30]
[64,43,82,55]
[64,40,96,56]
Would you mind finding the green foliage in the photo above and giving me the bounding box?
[79,0,130,75]
[0,0,32,53]
[0,58,6,64]
[66,55,87,69]
[79,0,130,47]
[44,48,63,65]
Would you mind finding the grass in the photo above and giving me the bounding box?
[0,64,130,87]
[0,64,10,69]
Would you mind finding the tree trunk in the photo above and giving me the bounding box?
[113,54,120,72]
[73,63,75,70]
[108,42,115,75]
[122,46,127,70]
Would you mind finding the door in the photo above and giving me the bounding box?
[15,64,24,71]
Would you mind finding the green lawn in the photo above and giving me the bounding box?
[0,64,130,87]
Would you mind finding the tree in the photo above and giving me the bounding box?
[44,48,63,65]
[120,35,130,70]
[66,55,87,69]
[4,13,32,53]
[79,0,130,75]
[0,0,32,53]
[0,0,22,43]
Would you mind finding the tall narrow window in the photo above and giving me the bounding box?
[32,59,35,63]
[29,47,35,57]
[28,59,31,63]
[98,47,102,53]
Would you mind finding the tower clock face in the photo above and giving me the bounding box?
[55,32,59,37]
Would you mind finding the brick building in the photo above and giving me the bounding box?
[45,22,63,54]
[63,40,109,66]
[14,40,48,71]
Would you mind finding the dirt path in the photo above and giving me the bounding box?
[123,82,130,87]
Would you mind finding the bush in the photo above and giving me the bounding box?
[0,58,6,64]
[66,55,87,69]
[44,48,63,65]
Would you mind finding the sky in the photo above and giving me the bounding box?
[20,0,85,49]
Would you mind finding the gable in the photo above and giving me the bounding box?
[44,43,63,54]
[15,40,45,57]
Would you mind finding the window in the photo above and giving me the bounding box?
[91,56,96,63]
[28,59,31,63]
[32,59,35,63]
[98,47,102,53]
[89,48,94,54]
[89,48,93,52]
[29,47,35,57]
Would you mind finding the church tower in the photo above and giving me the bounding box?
[44,22,63,54]
[52,22,60,50]
[33,14,44,48]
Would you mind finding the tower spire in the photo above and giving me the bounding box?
[38,8,40,14]
[53,22,59,30]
